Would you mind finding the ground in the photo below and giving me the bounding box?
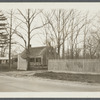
[1,66,100,92]
[1,71,100,92]
[34,71,100,83]
[1,70,100,84]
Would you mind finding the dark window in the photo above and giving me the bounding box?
[30,58,35,62]
[6,60,8,63]
[14,58,17,62]
[36,58,41,62]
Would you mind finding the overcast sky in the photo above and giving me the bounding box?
[0,3,99,10]
[0,3,100,54]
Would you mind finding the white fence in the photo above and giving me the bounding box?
[48,59,100,74]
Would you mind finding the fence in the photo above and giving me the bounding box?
[48,59,100,74]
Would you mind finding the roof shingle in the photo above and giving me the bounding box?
[21,46,47,59]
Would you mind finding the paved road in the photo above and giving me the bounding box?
[0,76,100,92]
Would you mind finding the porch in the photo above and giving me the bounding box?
[30,57,43,66]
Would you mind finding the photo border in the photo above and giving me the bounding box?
[0,2,100,98]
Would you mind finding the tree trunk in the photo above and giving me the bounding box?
[83,33,86,59]
[58,45,60,59]
[71,29,74,59]
[9,10,12,69]
[62,40,65,59]
[27,9,31,70]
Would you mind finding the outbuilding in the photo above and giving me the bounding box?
[17,46,57,70]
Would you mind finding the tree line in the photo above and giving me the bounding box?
[0,9,100,69]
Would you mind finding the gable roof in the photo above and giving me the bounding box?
[21,46,47,59]
[12,55,18,59]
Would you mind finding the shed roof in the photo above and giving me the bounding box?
[21,46,47,59]
[12,55,18,59]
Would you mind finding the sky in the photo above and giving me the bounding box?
[0,3,99,11]
[0,3,100,54]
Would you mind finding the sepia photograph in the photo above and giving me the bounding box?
[0,3,100,95]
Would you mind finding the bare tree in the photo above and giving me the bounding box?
[86,36,98,58]
[91,14,100,58]
[5,9,21,69]
[83,13,89,59]
[67,10,90,59]
[42,9,73,58]
[81,13,96,59]
[15,9,47,70]
[90,29,100,58]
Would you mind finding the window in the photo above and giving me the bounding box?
[30,58,35,62]
[6,60,8,63]
[14,58,17,62]
[36,58,41,62]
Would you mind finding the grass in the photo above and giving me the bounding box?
[0,64,17,72]
[34,71,100,83]
[1,64,100,84]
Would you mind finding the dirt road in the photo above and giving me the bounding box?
[0,75,100,92]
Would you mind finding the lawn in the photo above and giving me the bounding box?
[1,64,100,84]
[0,64,17,72]
[34,71,100,83]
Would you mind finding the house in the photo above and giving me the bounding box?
[12,55,18,62]
[0,57,9,64]
[17,46,57,70]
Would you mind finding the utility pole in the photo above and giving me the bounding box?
[9,10,12,69]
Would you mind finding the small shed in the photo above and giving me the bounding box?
[18,46,56,70]
[21,46,56,65]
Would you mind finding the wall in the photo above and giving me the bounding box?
[17,55,27,70]
[48,59,100,74]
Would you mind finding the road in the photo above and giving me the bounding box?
[0,76,100,92]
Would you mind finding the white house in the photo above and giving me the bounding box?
[0,57,9,64]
